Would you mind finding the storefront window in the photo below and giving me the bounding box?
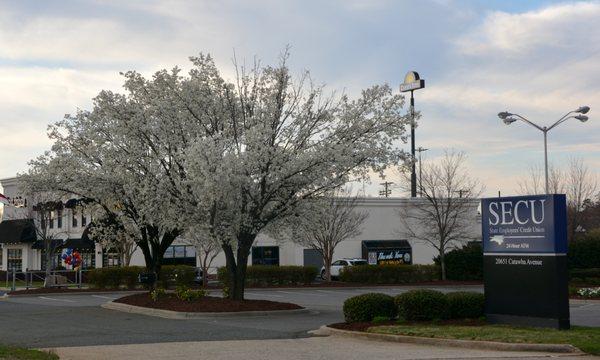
[103,252,121,267]
[252,246,279,266]
[7,248,22,272]
[57,209,63,228]
[162,245,196,266]
[81,252,95,269]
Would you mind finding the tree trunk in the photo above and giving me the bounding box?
[223,232,256,300]
[43,241,54,288]
[323,254,332,282]
[439,248,446,281]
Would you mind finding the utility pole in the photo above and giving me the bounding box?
[379,181,394,198]
[400,71,425,198]
[454,189,470,198]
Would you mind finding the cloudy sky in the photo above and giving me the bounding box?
[0,0,598,197]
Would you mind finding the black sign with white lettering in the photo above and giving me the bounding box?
[481,194,569,329]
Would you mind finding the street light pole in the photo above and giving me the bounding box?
[543,128,549,194]
[498,106,590,194]
[416,147,429,197]
[410,91,417,198]
[400,71,425,198]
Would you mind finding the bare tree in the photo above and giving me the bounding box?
[287,189,368,282]
[517,158,598,240]
[17,194,68,286]
[398,150,482,280]
[565,158,598,240]
[183,226,222,288]
[517,164,565,195]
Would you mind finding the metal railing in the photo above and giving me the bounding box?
[2,269,87,291]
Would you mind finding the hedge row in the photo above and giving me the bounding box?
[217,265,318,286]
[434,243,483,281]
[343,293,396,323]
[343,290,484,323]
[338,264,440,284]
[436,239,600,281]
[569,236,600,269]
[570,268,600,285]
[87,265,195,289]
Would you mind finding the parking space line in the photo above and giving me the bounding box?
[245,292,284,297]
[38,296,76,303]
[315,290,356,295]
[91,295,118,300]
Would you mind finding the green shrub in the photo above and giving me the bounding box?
[151,288,166,302]
[159,265,196,288]
[339,264,440,284]
[175,286,207,302]
[343,293,397,323]
[445,292,485,319]
[569,235,600,269]
[87,266,144,289]
[570,268,600,284]
[395,289,448,321]
[217,266,318,287]
[434,243,483,281]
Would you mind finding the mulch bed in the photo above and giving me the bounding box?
[115,292,303,312]
[329,318,487,332]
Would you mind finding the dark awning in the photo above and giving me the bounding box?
[0,219,37,244]
[362,240,413,265]
[362,240,412,251]
[32,239,64,250]
[59,238,96,251]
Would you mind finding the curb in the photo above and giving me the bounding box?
[310,325,583,354]
[570,298,600,304]
[101,301,310,319]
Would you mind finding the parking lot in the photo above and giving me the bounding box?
[1,285,599,349]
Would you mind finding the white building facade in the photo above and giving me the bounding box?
[1,176,482,273]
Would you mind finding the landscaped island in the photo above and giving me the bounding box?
[115,291,302,313]
[331,289,600,356]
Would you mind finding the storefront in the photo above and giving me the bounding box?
[0,219,37,272]
[362,240,412,265]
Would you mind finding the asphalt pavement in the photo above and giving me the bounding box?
[1,285,599,349]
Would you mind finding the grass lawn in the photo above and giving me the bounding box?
[368,324,600,355]
[0,281,46,290]
[0,345,58,360]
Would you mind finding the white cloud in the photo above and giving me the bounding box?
[456,2,600,57]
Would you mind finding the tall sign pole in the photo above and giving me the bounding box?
[400,71,425,198]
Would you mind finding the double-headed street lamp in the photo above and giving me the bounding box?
[498,106,590,194]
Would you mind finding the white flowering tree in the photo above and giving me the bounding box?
[24,51,410,298]
[182,53,409,299]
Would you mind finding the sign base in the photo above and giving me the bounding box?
[484,254,569,330]
[486,313,570,330]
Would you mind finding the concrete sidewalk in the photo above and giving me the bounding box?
[48,336,598,360]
